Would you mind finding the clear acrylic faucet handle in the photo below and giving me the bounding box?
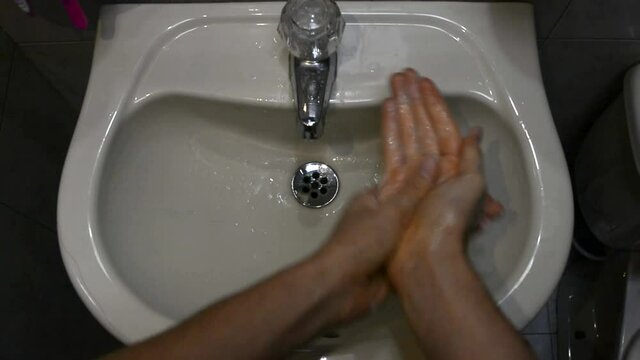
[277,0,345,60]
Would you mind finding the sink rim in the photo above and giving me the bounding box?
[58,2,573,345]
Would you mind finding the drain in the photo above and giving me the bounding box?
[292,162,339,208]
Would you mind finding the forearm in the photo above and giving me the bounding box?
[392,244,535,360]
[103,252,344,360]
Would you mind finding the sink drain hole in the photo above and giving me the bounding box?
[292,162,339,208]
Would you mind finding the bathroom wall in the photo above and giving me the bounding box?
[0,0,638,359]
[0,29,120,358]
[2,0,640,164]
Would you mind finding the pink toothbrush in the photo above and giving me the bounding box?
[61,0,88,30]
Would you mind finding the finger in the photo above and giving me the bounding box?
[459,127,482,175]
[420,78,462,181]
[386,155,438,207]
[404,69,439,156]
[483,195,504,219]
[391,73,420,160]
[460,128,504,222]
[382,98,404,182]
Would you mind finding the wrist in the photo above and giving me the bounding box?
[305,248,354,295]
[388,225,468,291]
[389,249,469,294]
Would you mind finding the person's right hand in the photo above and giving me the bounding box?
[388,128,486,284]
[381,69,497,285]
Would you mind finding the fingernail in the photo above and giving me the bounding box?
[420,156,437,179]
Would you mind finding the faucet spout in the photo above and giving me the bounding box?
[290,54,337,140]
[278,0,344,139]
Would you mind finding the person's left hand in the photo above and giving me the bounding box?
[308,93,441,325]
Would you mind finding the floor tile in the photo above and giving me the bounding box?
[551,0,640,40]
[0,204,120,359]
[522,302,552,334]
[548,288,558,333]
[539,39,640,165]
[524,334,555,360]
[0,50,78,229]
[21,42,94,110]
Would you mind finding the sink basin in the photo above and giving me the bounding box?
[58,2,573,357]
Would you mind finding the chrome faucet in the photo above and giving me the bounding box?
[278,0,345,139]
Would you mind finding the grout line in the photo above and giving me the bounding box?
[547,0,574,39]
[0,202,57,234]
[522,332,557,335]
[9,46,81,111]
[545,37,640,42]
[17,40,95,47]
[548,334,556,360]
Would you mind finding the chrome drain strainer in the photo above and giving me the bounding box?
[292,162,339,208]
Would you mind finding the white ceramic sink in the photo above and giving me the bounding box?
[58,3,573,358]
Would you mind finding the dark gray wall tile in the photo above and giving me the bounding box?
[0,0,567,43]
[551,0,640,40]
[530,0,572,39]
[0,29,15,115]
[0,0,97,43]
[539,39,640,165]
[0,50,78,229]
[21,42,94,111]
[0,204,120,359]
